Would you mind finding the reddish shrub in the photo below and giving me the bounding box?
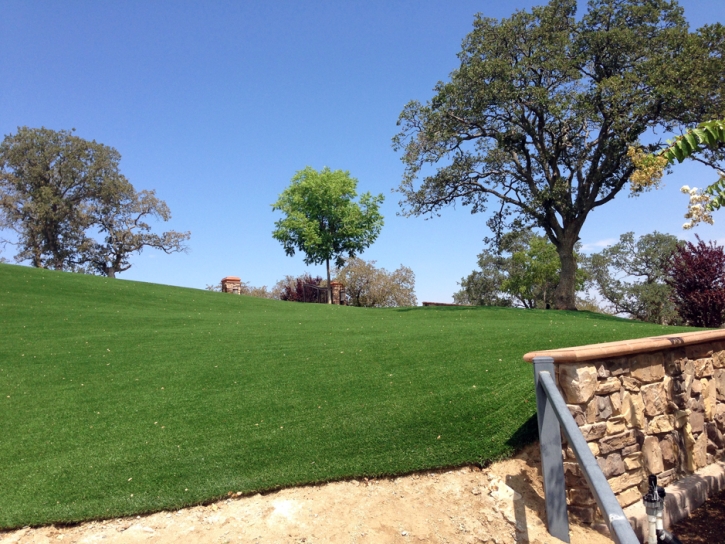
[666,235,725,327]
[278,274,324,303]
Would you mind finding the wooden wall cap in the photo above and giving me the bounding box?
[523,329,725,364]
[221,276,241,282]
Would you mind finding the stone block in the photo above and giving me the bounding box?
[664,374,673,399]
[713,350,725,369]
[673,392,689,410]
[658,468,677,487]
[694,431,708,469]
[643,436,664,474]
[565,470,587,488]
[596,395,613,421]
[559,364,598,404]
[581,422,607,442]
[661,435,678,469]
[609,469,645,494]
[641,382,667,417]
[683,360,695,396]
[607,417,627,435]
[621,376,641,392]
[691,379,703,395]
[649,415,674,434]
[686,344,713,360]
[672,377,688,396]
[600,430,637,455]
[683,423,697,472]
[597,453,625,478]
[674,410,689,429]
[664,351,684,376]
[596,363,611,379]
[690,411,705,434]
[714,369,725,402]
[567,404,587,426]
[569,487,596,506]
[631,353,665,383]
[617,486,642,508]
[715,404,725,431]
[708,439,719,454]
[622,443,641,456]
[707,421,724,448]
[585,398,598,424]
[597,377,621,395]
[611,391,622,416]
[622,391,646,429]
[608,358,630,377]
[624,453,642,471]
[694,358,715,378]
[703,379,717,421]
[688,397,705,413]
[588,441,600,457]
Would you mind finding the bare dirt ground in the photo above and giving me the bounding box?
[1,445,613,544]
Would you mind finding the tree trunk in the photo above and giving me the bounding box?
[326,258,332,304]
[553,241,578,311]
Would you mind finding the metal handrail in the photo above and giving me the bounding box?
[533,356,639,544]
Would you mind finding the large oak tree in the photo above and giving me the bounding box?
[393,0,725,309]
[0,127,189,275]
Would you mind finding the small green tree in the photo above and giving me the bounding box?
[272,167,384,303]
[503,235,563,309]
[587,232,681,324]
[454,231,585,308]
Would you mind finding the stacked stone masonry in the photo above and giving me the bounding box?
[526,332,725,525]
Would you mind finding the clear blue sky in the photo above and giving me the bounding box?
[2,1,724,303]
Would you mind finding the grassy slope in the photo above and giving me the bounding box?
[0,263,694,529]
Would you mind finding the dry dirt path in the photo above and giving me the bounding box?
[1,445,612,544]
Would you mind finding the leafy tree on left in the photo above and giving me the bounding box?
[0,127,189,275]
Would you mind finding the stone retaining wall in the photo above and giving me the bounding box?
[524,330,725,524]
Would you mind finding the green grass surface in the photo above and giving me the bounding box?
[0,263,694,529]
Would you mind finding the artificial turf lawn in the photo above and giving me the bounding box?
[0,263,695,529]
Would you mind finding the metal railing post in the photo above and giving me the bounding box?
[533,356,570,543]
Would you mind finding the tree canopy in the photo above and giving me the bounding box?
[0,127,121,269]
[393,0,725,309]
[453,230,585,308]
[272,167,384,303]
[80,185,190,278]
[334,258,417,307]
[587,231,681,324]
[0,126,189,275]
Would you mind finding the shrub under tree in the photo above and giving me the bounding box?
[666,235,725,327]
[275,273,325,303]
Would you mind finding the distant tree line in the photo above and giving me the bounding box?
[455,229,725,328]
[208,258,417,308]
[0,127,190,277]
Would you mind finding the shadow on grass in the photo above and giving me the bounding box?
[506,413,539,451]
